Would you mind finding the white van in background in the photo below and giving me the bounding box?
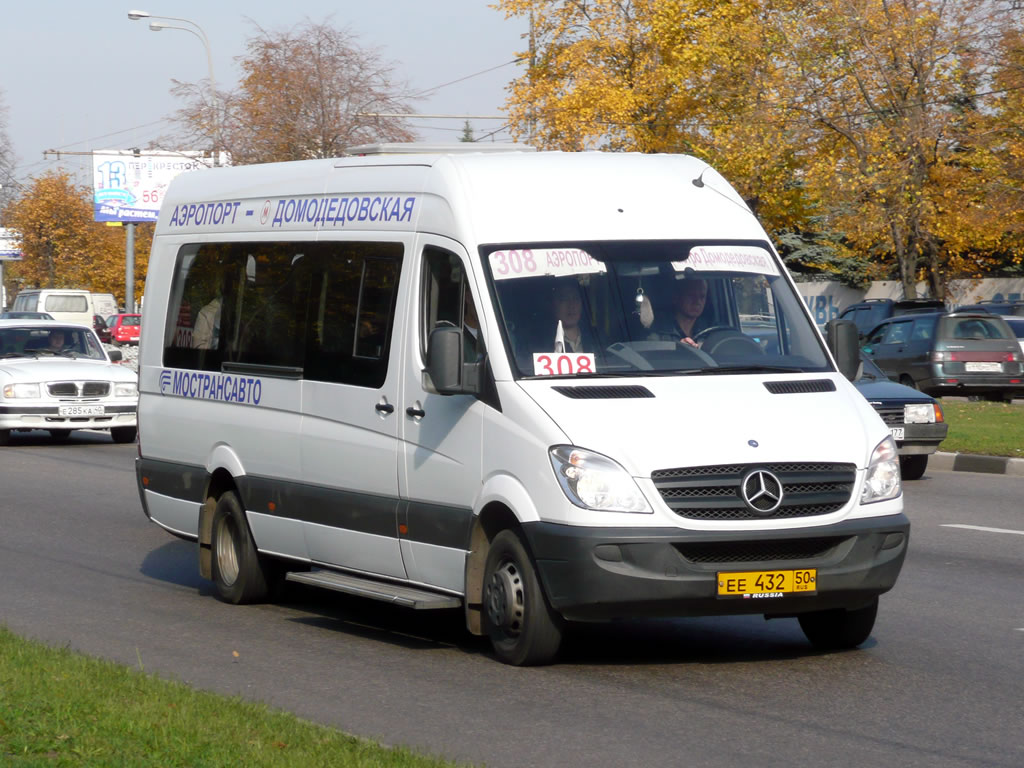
[92,293,118,318]
[12,289,103,326]
[135,145,908,665]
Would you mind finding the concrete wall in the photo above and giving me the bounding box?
[796,278,1024,324]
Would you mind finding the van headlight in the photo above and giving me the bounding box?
[3,383,40,399]
[114,382,138,397]
[861,436,901,504]
[549,446,652,513]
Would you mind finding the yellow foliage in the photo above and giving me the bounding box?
[497,0,1024,295]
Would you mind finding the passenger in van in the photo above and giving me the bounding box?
[551,278,593,353]
[652,277,708,347]
[192,295,222,349]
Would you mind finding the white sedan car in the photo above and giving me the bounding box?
[0,320,138,444]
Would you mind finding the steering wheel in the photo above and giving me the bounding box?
[693,326,765,358]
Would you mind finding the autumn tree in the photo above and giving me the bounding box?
[171,19,416,164]
[1,170,149,305]
[497,0,1024,297]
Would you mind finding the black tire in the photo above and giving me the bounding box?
[798,597,878,651]
[482,529,563,666]
[0,429,10,446]
[49,429,72,441]
[983,392,1012,403]
[900,454,928,481]
[210,491,271,604]
[110,426,137,444]
[899,375,916,389]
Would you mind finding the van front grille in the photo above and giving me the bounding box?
[651,462,856,521]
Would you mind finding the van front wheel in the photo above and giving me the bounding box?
[798,597,878,651]
[482,530,562,666]
[210,491,270,605]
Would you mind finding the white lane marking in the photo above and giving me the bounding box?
[941,524,1024,536]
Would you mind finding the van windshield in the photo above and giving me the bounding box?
[484,241,830,379]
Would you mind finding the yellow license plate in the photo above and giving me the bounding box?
[717,569,817,598]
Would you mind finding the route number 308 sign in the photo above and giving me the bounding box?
[533,353,597,376]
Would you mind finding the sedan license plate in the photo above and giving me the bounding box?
[717,569,816,598]
[890,427,905,440]
[58,405,104,417]
[965,362,1001,372]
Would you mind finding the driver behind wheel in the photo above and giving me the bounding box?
[651,277,708,347]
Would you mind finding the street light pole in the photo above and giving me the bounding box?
[127,10,220,166]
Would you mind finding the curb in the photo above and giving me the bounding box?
[929,451,1024,477]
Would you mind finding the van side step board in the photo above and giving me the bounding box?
[285,570,462,610]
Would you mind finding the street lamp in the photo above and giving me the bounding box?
[127,10,220,166]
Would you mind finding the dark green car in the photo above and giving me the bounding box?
[862,312,1023,402]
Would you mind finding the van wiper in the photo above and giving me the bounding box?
[690,365,807,375]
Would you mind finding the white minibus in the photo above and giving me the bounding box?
[12,289,96,325]
[136,145,908,665]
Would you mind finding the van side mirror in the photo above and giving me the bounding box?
[108,347,123,362]
[825,319,861,381]
[426,325,480,396]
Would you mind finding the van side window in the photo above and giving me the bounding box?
[45,295,89,313]
[304,245,402,388]
[421,247,481,361]
[163,241,402,385]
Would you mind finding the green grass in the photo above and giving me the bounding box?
[0,627,464,768]
[938,400,1024,458]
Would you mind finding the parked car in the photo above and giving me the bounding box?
[93,314,111,343]
[0,311,54,320]
[862,311,1023,401]
[854,355,947,480]
[953,300,1024,317]
[1006,316,1024,357]
[105,313,141,345]
[839,297,947,339]
[0,320,138,444]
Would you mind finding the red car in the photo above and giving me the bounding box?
[106,313,141,345]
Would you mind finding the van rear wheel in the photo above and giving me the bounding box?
[210,491,271,604]
[482,529,562,666]
[798,597,878,651]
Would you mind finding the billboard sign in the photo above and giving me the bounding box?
[92,150,215,223]
[0,228,22,261]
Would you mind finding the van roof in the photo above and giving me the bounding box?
[156,150,770,246]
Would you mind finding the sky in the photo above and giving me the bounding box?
[1,1,529,185]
